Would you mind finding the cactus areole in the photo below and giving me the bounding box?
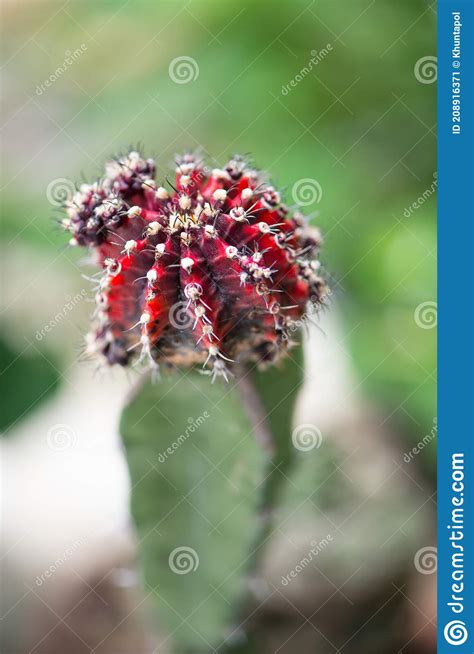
[61,151,326,381]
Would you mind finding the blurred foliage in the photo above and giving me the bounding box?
[0,336,60,433]
[1,0,435,467]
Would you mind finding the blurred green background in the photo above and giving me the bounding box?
[1,0,436,472]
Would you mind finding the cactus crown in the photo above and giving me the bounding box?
[61,149,326,381]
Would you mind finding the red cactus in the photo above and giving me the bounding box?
[62,150,326,380]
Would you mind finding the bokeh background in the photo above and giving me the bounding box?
[1,1,437,653]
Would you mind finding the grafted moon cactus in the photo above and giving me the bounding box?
[62,150,326,380]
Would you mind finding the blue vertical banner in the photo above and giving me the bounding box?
[438,0,474,652]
